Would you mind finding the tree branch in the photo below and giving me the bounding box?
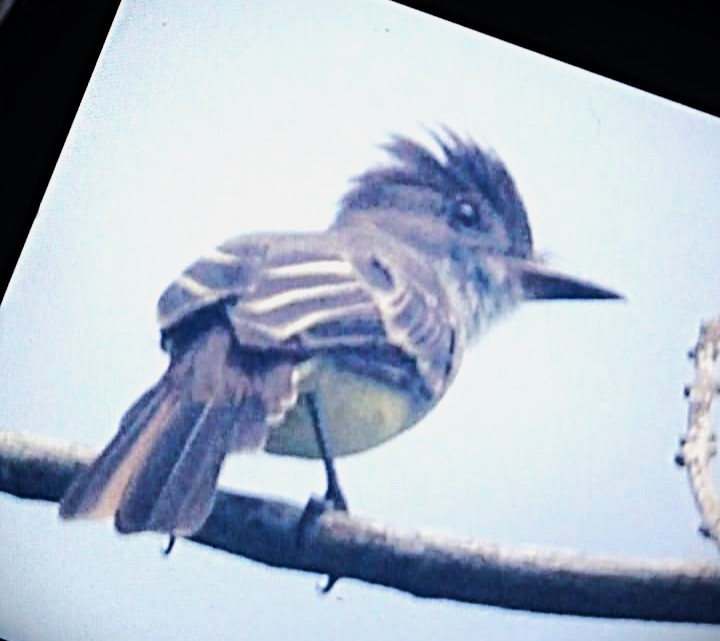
[676,316,720,549]
[1,430,719,624]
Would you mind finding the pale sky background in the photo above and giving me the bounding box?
[2,1,720,640]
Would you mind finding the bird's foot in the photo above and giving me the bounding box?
[325,476,348,513]
[296,491,348,547]
[296,489,349,594]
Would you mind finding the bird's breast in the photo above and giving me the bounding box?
[263,356,433,458]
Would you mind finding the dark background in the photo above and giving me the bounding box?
[0,0,716,301]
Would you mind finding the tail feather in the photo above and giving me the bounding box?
[59,379,174,520]
[116,396,236,535]
[60,325,274,537]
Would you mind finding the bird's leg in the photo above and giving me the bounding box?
[297,393,349,523]
[296,393,347,592]
[308,393,348,511]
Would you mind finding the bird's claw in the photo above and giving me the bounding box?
[296,494,337,547]
[296,493,348,594]
[163,535,176,555]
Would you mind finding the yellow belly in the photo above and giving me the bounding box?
[263,358,429,458]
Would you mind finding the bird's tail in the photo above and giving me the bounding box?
[59,324,271,537]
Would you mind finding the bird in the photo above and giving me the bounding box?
[59,127,622,550]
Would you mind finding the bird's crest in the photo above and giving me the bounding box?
[340,127,533,258]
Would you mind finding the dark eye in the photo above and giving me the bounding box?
[456,201,476,221]
[450,198,492,232]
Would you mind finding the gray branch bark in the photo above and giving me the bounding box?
[676,316,720,548]
[1,430,719,624]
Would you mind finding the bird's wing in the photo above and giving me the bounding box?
[60,232,459,533]
[157,231,459,399]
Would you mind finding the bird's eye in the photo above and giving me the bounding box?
[450,198,492,232]
[456,202,477,221]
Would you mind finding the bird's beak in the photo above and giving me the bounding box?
[505,258,624,301]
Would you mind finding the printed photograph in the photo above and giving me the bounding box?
[1,2,719,639]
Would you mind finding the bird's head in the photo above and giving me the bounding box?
[335,127,621,303]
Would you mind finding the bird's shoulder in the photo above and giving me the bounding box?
[156,232,329,330]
